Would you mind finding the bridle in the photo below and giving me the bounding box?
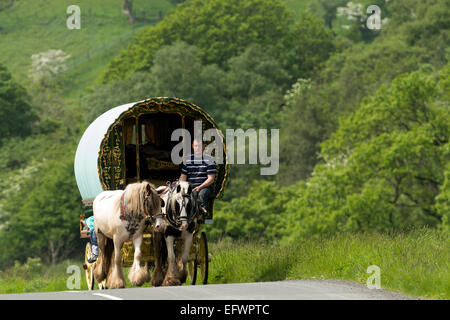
[165,181,198,229]
[143,189,164,226]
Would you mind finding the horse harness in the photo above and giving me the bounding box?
[119,183,198,231]
[164,182,199,230]
[119,190,164,227]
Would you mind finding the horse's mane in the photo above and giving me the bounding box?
[123,181,160,218]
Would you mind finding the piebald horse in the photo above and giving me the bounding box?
[156,181,198,286]
[93,181,164,289]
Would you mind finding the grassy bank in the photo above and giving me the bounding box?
[1,228,448,299]
[208,228,449,300]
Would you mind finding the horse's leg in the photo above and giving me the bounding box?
[93,229,108,283]
[162,235,180,286]
[152,231,165,287]
[178,231,193,284]
[128,234,150,286]
[106,235,126,289]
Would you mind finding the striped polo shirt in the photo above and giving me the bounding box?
[181,154,217,188]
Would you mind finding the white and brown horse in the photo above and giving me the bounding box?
[155,181,198,286]
[93,181,164,289]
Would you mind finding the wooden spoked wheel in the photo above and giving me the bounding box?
[198,232,209,285]
[84,242,95,290]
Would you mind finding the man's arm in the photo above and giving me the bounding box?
[193,174,215,192]
[179,173,188,181]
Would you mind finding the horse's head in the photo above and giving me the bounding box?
[168,181,195,231]
[143,182,165,233]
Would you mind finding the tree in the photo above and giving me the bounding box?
[100,0,294,83]
[224,43,290,129]
[0,151,83,267]
[122,0,136,24]
[277,79,335,183]
[84,41,227,125]
[286,67,449,239]
[282,11,335,80]
[207,180,297,242]
[318,0,348,29]
[0,63,36,143]
[279,0,449,183]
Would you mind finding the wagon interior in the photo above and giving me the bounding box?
[122,113,196,186]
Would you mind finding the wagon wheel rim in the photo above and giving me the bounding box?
[199,232,208,285]
[84,242,95,290]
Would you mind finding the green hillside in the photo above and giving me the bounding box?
[0,0,175,99]
[0,0,448,298]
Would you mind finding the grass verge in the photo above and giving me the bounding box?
[1,228,448,299]
[207,227,449,300]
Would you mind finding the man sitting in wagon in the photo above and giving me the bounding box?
[179,138,216,215]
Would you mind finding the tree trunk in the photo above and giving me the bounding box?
[48,238,63,266]
[122,0,136,24]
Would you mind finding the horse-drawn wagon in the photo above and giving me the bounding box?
[74,97,230,290]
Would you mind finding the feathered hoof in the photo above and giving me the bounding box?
[106,276,126,289]
[128,267,150,287]
[162,275,181,286]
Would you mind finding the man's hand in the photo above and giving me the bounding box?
[193,186,202,193]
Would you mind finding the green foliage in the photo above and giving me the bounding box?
[82,71,157,125]
[0,258,90,293]
[278,78,335,183]
[150,41,228,117]
[216,67,449,240]
[280,0,449,182]
[101,0,334,83]
[283,10,335,79]
[0,149,83,268]
[1,0,449,274]
[206,181,298,242]
[436,164,450,234]
[0,63,36,142]
[287,68,449,237]
[223,44,291,128]
[100,0,293,82]
[83,41,227,125]
[87,41,288,130]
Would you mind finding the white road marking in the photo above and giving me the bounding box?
[92,293,124,300]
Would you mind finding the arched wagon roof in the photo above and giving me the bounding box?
[74,97,230,204]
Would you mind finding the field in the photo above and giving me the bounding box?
[1,228,448,299]
[0,0,175,99]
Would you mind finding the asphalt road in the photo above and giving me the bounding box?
[0,279,417,300]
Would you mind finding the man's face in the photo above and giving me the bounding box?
[193,139,203,156]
